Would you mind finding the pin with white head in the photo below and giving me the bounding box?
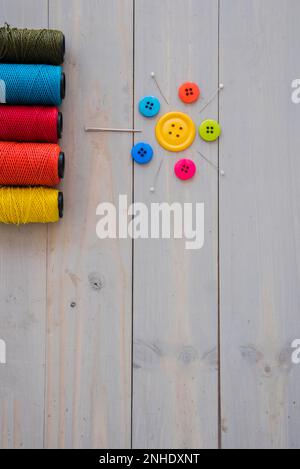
[198,83,224,114]
[150,72,169,105]
[150,158,164,193]
[197,150,225,176]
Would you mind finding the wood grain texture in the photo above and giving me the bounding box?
[1,0,300,449]
[219,0,300,449]
[45,0,133,449]
[132,0,219,449]
[0,0,48,449]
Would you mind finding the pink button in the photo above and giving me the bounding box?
[174,159,196,180]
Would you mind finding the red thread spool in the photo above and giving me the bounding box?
[0,142,65,186]
[0,105,62,143]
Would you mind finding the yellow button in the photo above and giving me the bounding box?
[199,119,221,142]
[155,112,196,152]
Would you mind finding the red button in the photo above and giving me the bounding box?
[178,82,200,104]
[174,159,196,180]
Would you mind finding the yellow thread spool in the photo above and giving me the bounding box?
[0,187,63,224]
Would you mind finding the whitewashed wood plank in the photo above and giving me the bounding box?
[0,0,48,449]
[45,0,133,448]
[133,0,219,449]
[220,0,300,449]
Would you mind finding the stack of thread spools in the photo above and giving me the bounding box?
[0,24,65,224]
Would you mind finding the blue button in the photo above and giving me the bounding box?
[139,96,160,118]
[131,142,153,164]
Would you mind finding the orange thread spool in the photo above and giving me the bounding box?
[0,142,64,186]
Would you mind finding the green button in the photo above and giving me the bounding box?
[199,119,221,142]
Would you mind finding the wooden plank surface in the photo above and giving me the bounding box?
[1,0,300,450]
[219,0,300,449]
[132,0,219,449]
[0,0,48,449]
[45,0,133,448]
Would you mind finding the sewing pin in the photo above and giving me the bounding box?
[198,83,224,114]
[85,127,142,133]
[150,72,169,105]
[197,150,225,176]
[150,158,164,193]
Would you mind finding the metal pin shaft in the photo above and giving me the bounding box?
[151,72,169,105]
[85,127,142,133]
[197,150,225,176]
[198,83,224,114]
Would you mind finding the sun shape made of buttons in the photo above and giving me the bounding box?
[155,112,196,152]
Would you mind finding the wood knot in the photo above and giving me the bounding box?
[88,273,105,291]
[177,346,199,365]
[133,340,163,370]
[240,345,263,365]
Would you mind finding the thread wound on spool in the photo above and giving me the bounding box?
[0,187,61,224]
[0,63,63,105]
[0,142,63,186]
[0,105,61,142]
[0,25,65,65]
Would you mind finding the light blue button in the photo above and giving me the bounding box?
[131,142,153,164]
[139,96,160,118]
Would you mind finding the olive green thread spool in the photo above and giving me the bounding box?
[0,23,65,65]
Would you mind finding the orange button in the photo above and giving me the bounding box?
[178,82,200,104]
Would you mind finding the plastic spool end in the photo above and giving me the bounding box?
[61,72,66,100]
[58,192,64,218]
[61,34,66,61]
[58,151,65,179]
[57,112,63,139]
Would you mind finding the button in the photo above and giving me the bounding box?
[155,112,196,152]
[199,119,221,142]
[131,142,153,164]
[174,159,196,180]
[178,82,200,104]
[139,95,160,118]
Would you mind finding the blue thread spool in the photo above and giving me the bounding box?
[0,63,65,106]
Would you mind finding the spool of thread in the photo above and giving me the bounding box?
[0,105,62,142]
[0,142,65,186]
[0,187,63,224]
[0,63,65,105]
[0,24,65,65]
